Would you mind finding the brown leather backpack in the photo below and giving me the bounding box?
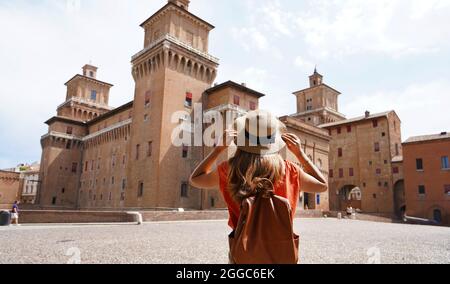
[228,189,300,264]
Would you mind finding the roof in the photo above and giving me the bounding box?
[319,110,395,128]
[205,81,266,98]
[403,132,450,144]
[45,116,86,127]
[279,116,331,141]
[293,83,341,95]
[87,101,134,125]
[140,3,214,30]
[65,74,114,87]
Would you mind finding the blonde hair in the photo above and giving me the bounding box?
[227,149,285,204]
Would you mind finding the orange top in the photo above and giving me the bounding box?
[218,160,301,230]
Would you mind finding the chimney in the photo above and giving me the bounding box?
[365,111,370,118]
[241,83,247,87]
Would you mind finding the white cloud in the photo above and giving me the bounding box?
[231,27,269,51]
[342,80,450,140]
[241,67,269,92]
[294,56,315,73]
[295,0,450,59]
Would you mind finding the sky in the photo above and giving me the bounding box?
[0,0,449,168]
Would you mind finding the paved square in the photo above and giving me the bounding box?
[0,219,449,264]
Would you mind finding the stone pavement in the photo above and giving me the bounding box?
[0,219,449,264]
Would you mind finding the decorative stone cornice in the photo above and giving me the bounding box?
[291,107,346,119]
[82,119,132,141]
[58,97,114,111]
[132,34,219,64]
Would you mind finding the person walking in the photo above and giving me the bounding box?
[11,201,20,225]
[190,110,328,264]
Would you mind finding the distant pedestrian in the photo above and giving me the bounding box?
[347,206,353,216]
[11,201,19,225]
[190,110,328,264]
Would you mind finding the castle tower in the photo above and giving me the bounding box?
[37,65,114,208]
[292,68,346,126]
[125,0,219,208]
[58,64,113,122]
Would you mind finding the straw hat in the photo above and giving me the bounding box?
[234,110,286,156]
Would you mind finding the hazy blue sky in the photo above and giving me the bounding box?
[1,0,449,168]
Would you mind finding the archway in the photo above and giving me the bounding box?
[393,180,405,218]
[338,185,362,211]
[433,209,442,224]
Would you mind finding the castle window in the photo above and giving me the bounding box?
[250,101,257,111]
[109,192,112,201]
[145,91,151,108]
[66,127,73,135]
[339,169,344,178]
[373,119,378,128]
[181,182,189,198]
[89,71,94,77]
[122,179,126,191]
[328,129,332,136]
[182,145,189,158]
[374,142,380,152]
[111,177,115,185]
[349,168,354,177]
[91,90,97,101]
[185,92,193,108]
[442,156,449,169]
[393,167,399,174]
[85,161,88,172]
[444,185,450,196]
[136,144,140,160]
[234,95,240,106]
[338,148,343,157]
[395,144,400,156]
[52,197,57,205]
[337,127,342,134]
[62,188,65,194]
[138,182,144,197]
[329,169,334,178]
[376,168,381,175]
[147,141,153,157]
[91,160,94,171]
[418,185,426,195]
[416,159,424,171]
[316,194,321,205]
[347,125,352,133]
[382,132,386,137]
[71,163,78,173]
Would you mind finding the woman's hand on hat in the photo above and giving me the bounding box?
[282,133,304,157]
[216,129,238,152]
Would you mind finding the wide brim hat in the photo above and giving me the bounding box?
[234,110,287,156]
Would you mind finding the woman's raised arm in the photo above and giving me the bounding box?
[282,133,328,193]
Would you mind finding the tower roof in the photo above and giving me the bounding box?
[140,2,214,29]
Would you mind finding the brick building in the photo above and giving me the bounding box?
[403,132,450,225]
[287,66,404,215]
[320,111,403,215]
[0,171,22,210]
[37,0,331,211]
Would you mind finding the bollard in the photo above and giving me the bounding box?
[127,212,143,225]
